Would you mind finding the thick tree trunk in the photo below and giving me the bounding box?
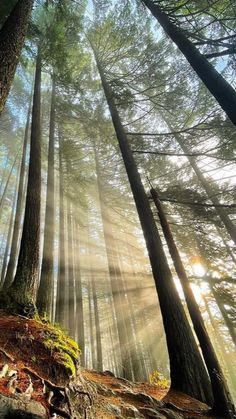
[151,187,235,418]
[141,0,236,128]
[3,95,31,288]
[55,132,67,326]
[0,0,34,113]
[37,77,56,317]
[95,54,212,404]
[6,49,41,317]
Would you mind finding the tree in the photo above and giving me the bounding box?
[151,187,235,418]
[140,0,236,128]
[5,49,42,316]
[37,76,56,317]
[3,95,31,288]
[0,0,34,112]
[93,48,212,404]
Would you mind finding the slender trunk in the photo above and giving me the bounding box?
[165,123,236,246]
[88,280,96,369]
[3,95,31,288]
[211,285,236,347]
[94,53,212,403]
[7,49,41,316]
[151,187,235,418]
[94,142,133,380]
[73,213,85,366]
[0,152,10,196]
[55,132,66,326]
[0,169,19,285]
[90,261,103,371]
[67,199,75,337]
[141,0,236,127]
[0,150,20,214]
[0,0,34,112]
[37,77,56,317]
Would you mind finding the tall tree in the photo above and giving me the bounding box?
[5,49,41,316]
[3,95,31,288]
[151,187,235,418]
[140,0,236,128]
[94,50,212,404]
[0,0,34,112]
[37,76,56,317]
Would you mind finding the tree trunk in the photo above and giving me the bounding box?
[73,213,85,366]
[90,257,103,372]
[3,94,31,288]
[0,0,34,113]
[0,168,19,285]
[141,0,236,128]
[37,77,56,317]
[55,132,67,327]
[94,53,212,404]
[94,142,133,381]
[0,150,20,214]
[164,121,236,246]
[6,49,41,317]
[67,199,75,337]
[151,187,235,418]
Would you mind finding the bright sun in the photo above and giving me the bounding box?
[192,263,206,278]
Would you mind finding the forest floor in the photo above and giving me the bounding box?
[0,313,217,419]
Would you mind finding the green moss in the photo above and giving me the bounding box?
[41,323,81,377]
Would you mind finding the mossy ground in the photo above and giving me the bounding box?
[0,313,80,384]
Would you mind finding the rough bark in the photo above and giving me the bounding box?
[151,187,235,418]
[141,0,236,128]
[37,77,56,317]
[3,94,31,288]
[6,49,41,317]
[0,0,34,113]
[94,53,212,404]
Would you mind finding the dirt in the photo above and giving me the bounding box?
[0,313,216,419]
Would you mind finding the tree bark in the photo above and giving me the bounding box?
[0,0,34,113]
[37,77,56,317]
[94,141,133,380]
[94,53,212,404]
[3,94,31,288]
[151,187,235,418]
[55,131,67,327]
[0,167,19,285]
[6,48,41,317]
[73,213,85,366]
[141,0,236,128]
[67,199,75,337]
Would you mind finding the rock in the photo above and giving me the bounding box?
[101,370,115,377]
[122,404,145,418]
[0,393,46,418]
[106,403,122,416]
[122,391,164,408]
[94,382,116,397]
[158,408,184,419]
[138,407,167,418]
